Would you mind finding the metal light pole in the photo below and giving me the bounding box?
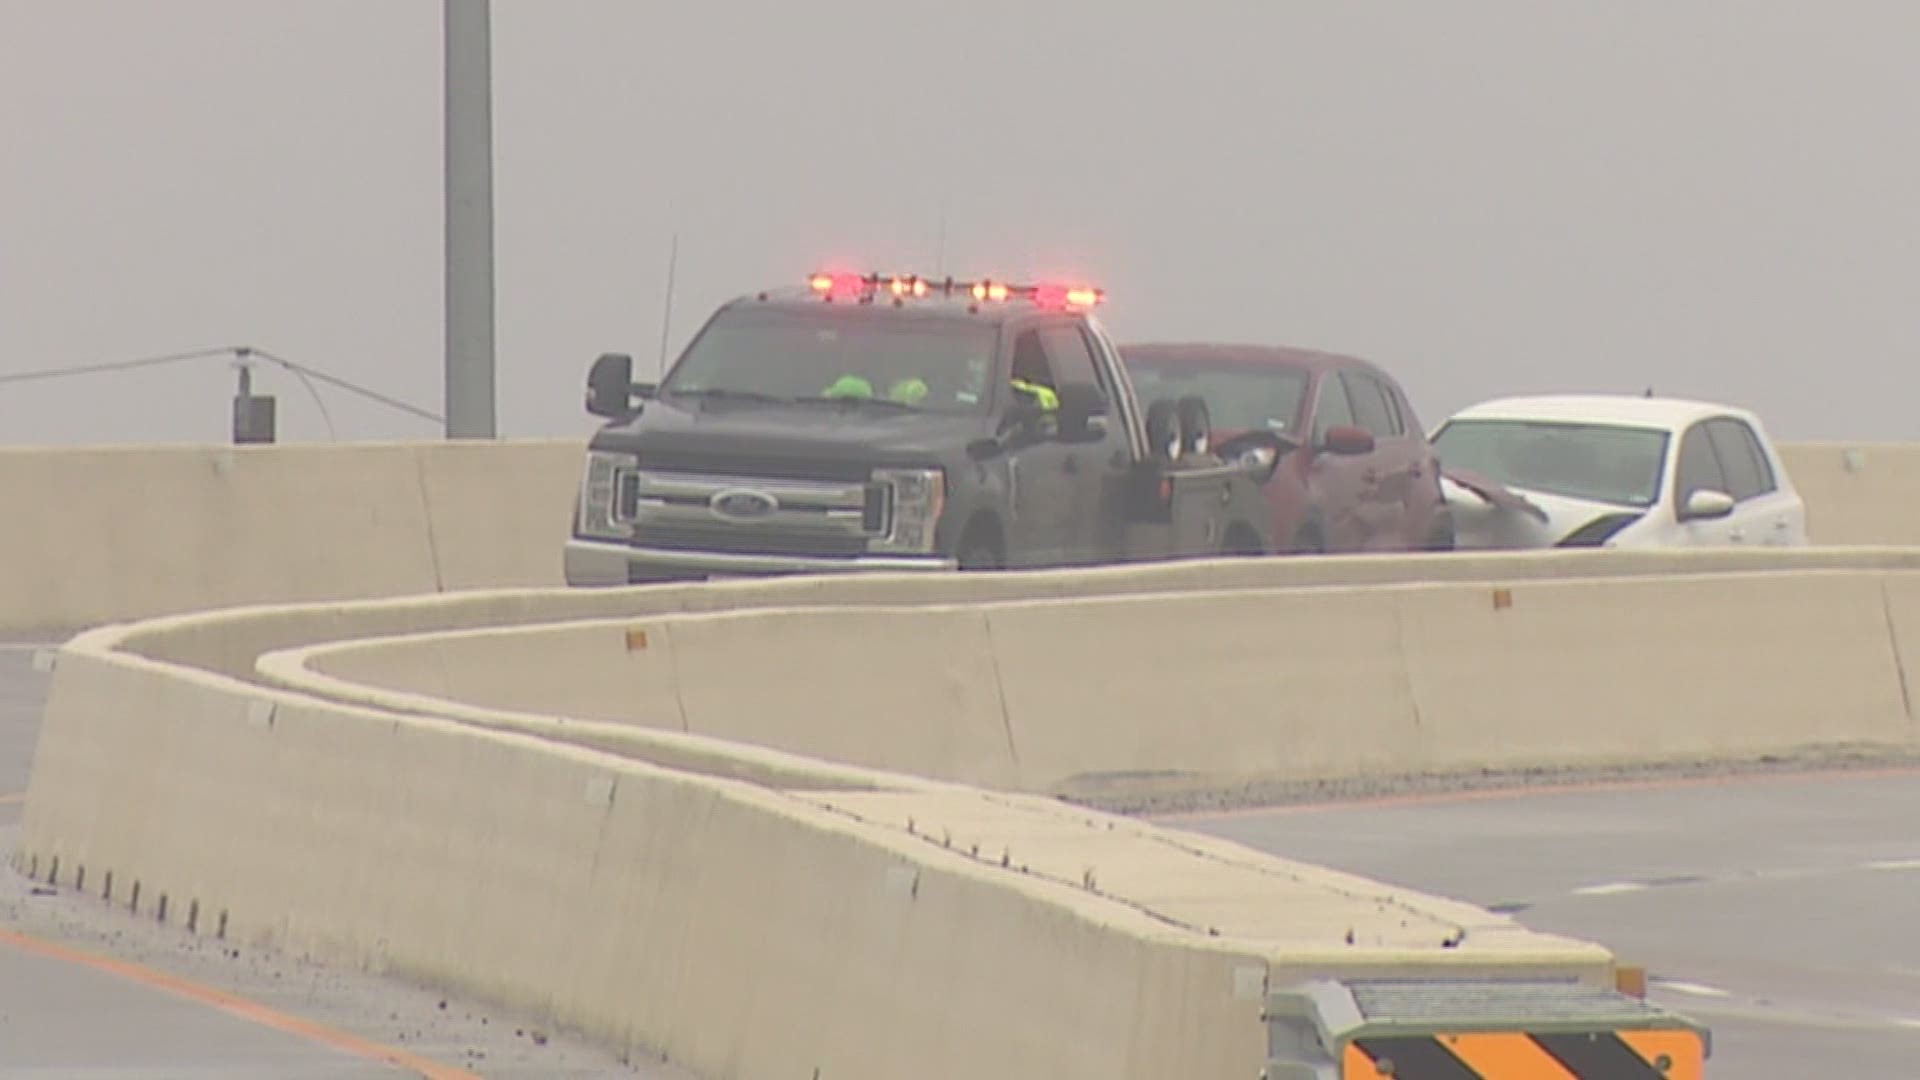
[444,0,496,438]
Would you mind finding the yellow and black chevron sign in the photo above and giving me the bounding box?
[1342,1028,1703,1079]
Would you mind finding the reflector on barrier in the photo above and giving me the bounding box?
[1268,978,1708,1080]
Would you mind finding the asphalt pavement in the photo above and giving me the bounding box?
[1167,768,1920,1078]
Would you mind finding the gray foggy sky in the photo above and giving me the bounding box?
[3,1,1915,446]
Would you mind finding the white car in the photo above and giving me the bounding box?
[1428,394,1809,549]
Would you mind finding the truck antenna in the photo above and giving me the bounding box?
[656,230,679,377]
[935,197,948,277]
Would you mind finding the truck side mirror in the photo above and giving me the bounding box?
[586,352,639,419]
[1054,382,1107,442]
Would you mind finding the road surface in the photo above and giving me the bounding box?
[1168,768,1920,1077]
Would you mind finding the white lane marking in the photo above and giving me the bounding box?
[1897,1018,1920,1030]
[0,644,61,653]
[1654,980,1732,999]
[1864,858,1920,872]
[1571,881,1648,896]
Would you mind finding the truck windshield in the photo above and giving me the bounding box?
[1121,359,1309,436]
[660,306,997,414]
[1431,419,1670,507]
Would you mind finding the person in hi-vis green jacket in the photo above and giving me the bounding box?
[1008,377,1059,411]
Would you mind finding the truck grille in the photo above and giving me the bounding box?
[630,449,873,484]
[614,468,887,559]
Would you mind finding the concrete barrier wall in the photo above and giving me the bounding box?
[1778,442,1920,547]
[18,628,1609,1079]
[0,436,1915,636]
[276,567,1920,801]
[0,439,582,636]
[121,544,1920,681]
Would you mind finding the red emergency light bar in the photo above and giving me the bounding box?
[805,271,1105,311]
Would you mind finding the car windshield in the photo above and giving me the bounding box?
[659,306,997,414]
[1120,359,1310,436]
[1431,418,1670,507]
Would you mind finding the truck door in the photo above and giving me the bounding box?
[1037,320,1132,564]
[1000,327,1078,567]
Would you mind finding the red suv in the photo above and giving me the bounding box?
[1119,343,1453,553]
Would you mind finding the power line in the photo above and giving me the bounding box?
[244,348,443,425]
[0,347,235,386]
[0,345,445,431]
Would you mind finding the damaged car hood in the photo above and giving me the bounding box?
[1440,468,1649,549]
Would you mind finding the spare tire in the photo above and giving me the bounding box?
[1176,395,1211,458]
[1145,398,1183,462]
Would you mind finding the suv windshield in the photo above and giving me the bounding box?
[1122,359,1309,436]
[660,305,997,414]
[1431,418,1670,507]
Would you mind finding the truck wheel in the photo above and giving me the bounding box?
[1145,399,1183,462]
[1176,396,1211,457]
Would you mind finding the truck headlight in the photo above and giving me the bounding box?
[871,467,945,554]
[579,449,638,540]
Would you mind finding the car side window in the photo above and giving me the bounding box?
[1341,371,1401,438]
[1312,375,1356,444]
[1037,323,1104,394]
[1706,418,1775,500]
[1674,423,1728,505]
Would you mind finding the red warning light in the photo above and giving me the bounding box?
[808,271,867,299]
[1032,283,1106,310]
[800,270,1106,311]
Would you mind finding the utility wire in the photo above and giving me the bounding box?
[0,345,445,434]
[243,347,442,425]
[240,348,339,440]
[0,347,235,386]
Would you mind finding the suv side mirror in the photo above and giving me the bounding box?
[1054,382,1107,442]
[1319,424,1376,456]
[1680,488,1736,521]
[586,352,646,419]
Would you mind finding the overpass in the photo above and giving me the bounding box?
[7,439,1920,1077]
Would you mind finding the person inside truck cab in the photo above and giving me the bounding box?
[820,354,1051,412]
[820,372,935,406]
[1008,334,1060,412]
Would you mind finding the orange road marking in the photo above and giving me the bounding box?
[0,927,483,1079]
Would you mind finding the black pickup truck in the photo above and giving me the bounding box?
[563,271,1282,584]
